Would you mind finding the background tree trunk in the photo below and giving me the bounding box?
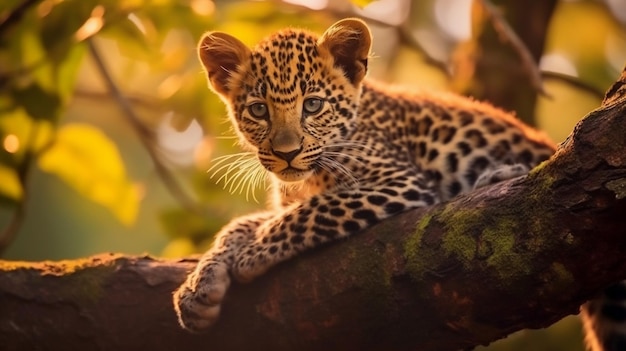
[1,70,626,351]
[455,0,558,124]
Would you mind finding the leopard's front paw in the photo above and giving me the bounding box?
[474,164,530,189]
[173,261,230,332]
[232,249,273,283]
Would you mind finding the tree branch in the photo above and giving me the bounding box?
[0,122,45,254]
[1,70,626,351]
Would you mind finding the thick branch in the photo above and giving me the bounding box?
[1,73,626,351]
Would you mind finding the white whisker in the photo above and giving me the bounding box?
[215,135,239,140]
[316,156,359,190]
[210,153,251,179]
[206,151,267,202]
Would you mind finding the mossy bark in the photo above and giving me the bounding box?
[1,71,626,351]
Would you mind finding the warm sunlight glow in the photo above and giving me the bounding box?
[434,0,472,41]
[127,13,147,35]
[412,28,448,62]
[75,5,105,42]
[190,0,215,16]
[193,136,215,170]
[360,0,408,26]
[37,0,60,18]
[158,75,182,99]
[605,34,626,73]
[134,182,147,201]
[540,53,578,77]
[157,112,204,166]
[606,0,626,23]
[3,134,20,154]
[283,0,328,11]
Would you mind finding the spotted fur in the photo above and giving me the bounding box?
[582,282,626,351]
[173,19,557,332]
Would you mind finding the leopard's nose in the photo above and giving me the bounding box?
[272,147,302,162]
[270,129,304,163]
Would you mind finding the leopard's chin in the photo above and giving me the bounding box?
[273,168,314,182]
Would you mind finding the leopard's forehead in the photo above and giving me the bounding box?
[253,29,319,56]
[244,29,327,101]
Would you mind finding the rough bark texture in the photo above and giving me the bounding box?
[1,71,626,351]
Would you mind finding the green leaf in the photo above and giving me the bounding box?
[1,18,57,94]
[0,109,31,165]
[0,108,53,166]
[159,207,218,241]
[160,237,198,257]
[2,13,84,106]
[37,123,140,225]
[54,43,86,104]
[0,0,25,13]
[11,84,61,122]
[39,0,94,61]
[0,165,22,206]
[102,15,153,59]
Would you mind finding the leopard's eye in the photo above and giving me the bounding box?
[303,97,323,115]
[248,103,268,119]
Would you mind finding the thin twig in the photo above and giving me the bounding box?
[74,89,166,113]
[0,200,26,255]
[478,0,551,98]
[87,39,205,215]
[0,124,41,255]
[0,0,42,34]
[541,71,606,100]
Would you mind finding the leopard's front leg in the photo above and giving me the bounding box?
[232,177,438,282]
[173,211,273,332]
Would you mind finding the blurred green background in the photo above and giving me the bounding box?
[0,0,624,350]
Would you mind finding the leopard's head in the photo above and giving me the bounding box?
[198,18,371,182]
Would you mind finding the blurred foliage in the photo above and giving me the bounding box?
[37,123,140,224]
[0,0,336,260]
[0,1,624,349]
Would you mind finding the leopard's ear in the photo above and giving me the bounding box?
[318,18,372,86]
[198,32,251,96]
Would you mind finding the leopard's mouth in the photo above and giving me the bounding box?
[274,166,313,182]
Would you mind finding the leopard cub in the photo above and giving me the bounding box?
[173,18,556,332]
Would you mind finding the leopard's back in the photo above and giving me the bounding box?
[350,81,555,201]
